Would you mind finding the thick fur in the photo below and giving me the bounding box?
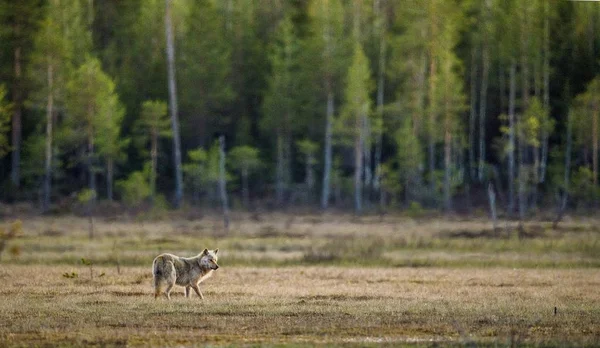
[152,248,219,299]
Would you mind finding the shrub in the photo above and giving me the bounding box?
[117,171,150,206]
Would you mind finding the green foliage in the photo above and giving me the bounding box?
[336,43,373,145]
[229,145,262,173]
[179,0,235,137]
[571,167,600,207]
[77,189,97,204]
[116,171,150,206]
[260,15,301,140]
[296,139,318,165]
[395,117,423,182]
[379,161,401,199]
[183,141,233,203]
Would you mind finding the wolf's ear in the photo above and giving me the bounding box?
[203,248,209,255]
[214,248,219,254]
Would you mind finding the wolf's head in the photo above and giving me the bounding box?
[199,248,219,270]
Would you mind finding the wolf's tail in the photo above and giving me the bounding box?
[152,256,165,298]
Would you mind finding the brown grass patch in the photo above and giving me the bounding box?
[0,265,598,346]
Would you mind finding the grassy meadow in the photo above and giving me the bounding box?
[0,212,599,346]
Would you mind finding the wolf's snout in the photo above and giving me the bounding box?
[215,265,219,270]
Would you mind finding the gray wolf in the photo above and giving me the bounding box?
[152,249,219,299]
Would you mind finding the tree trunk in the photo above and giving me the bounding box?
[276,134,284,205]
[42,62,54,212]
[374,5,386,203]
[593,100,598,186]
[242,166,249,209]
[478,42,489,182]
[468,45,478,181]
[321,91,333,210]
[165,0,183,208]
[488,182,498,231]
[362,115,371,203]
[11,46,22,189]
[106,157,114,202]
[87,112,96,197]
[355,112,364,214]
[540,0,550,183]
[553,108,572,229]
[508,62,516,216]
[521,10,530,109]
[444,126,452,213]
[218,136,229,232]
[305,153,314,201]
[428,56,437,191]
[150,130,158,201]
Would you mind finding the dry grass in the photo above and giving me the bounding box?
[0,214,599,346]
[0,265,598,346]
[3,214,599,268]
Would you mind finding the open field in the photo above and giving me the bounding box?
[0,265,599,346]
[0,214,599,346]
[3,213,600,268]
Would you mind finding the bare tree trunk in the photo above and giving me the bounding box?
[106,157,114,202]
[218,136,230,232]
[321,92,334,210]
[276,134,284,205]
[488,182,498,231]
[540,0,550,183]
[87,129,96,240]
[508,62,516,216]
[478,42,489,182]
[42,62,54,212]
[362,116,371,199]
[305,153,315,201]
[428,57,437,192]
[374,5,386,204]
[88,124,96,196]
[444,125,452,213]
[553,109,572,229]
[11,46,22,189]
[468,45,478,181]
[165,0,183,208]
[355,113,364,214]
[594,101,598,186]
[242,166,249,209]
[521,9,530,109]
[150,130,158,201]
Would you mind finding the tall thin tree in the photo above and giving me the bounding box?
[165,0,183,207]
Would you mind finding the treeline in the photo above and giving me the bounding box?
[1,0,600,216]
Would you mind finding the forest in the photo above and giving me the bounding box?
[1,0,600,217]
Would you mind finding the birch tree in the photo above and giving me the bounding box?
[28,0,71,211]
[339,43,373,213]
[165,0,183,207]
[306,0,347,210]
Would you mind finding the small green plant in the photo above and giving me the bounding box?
[0,220,23,260]
[80,258,105,280]
[406,201,425,218]
[62,272,78,279]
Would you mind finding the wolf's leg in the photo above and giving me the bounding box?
[163,261,176,300]
[185,286,191,298]
[164,283,174,299]
[191,284,204,299]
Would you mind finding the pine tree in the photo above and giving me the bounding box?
[134,100,170,201]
